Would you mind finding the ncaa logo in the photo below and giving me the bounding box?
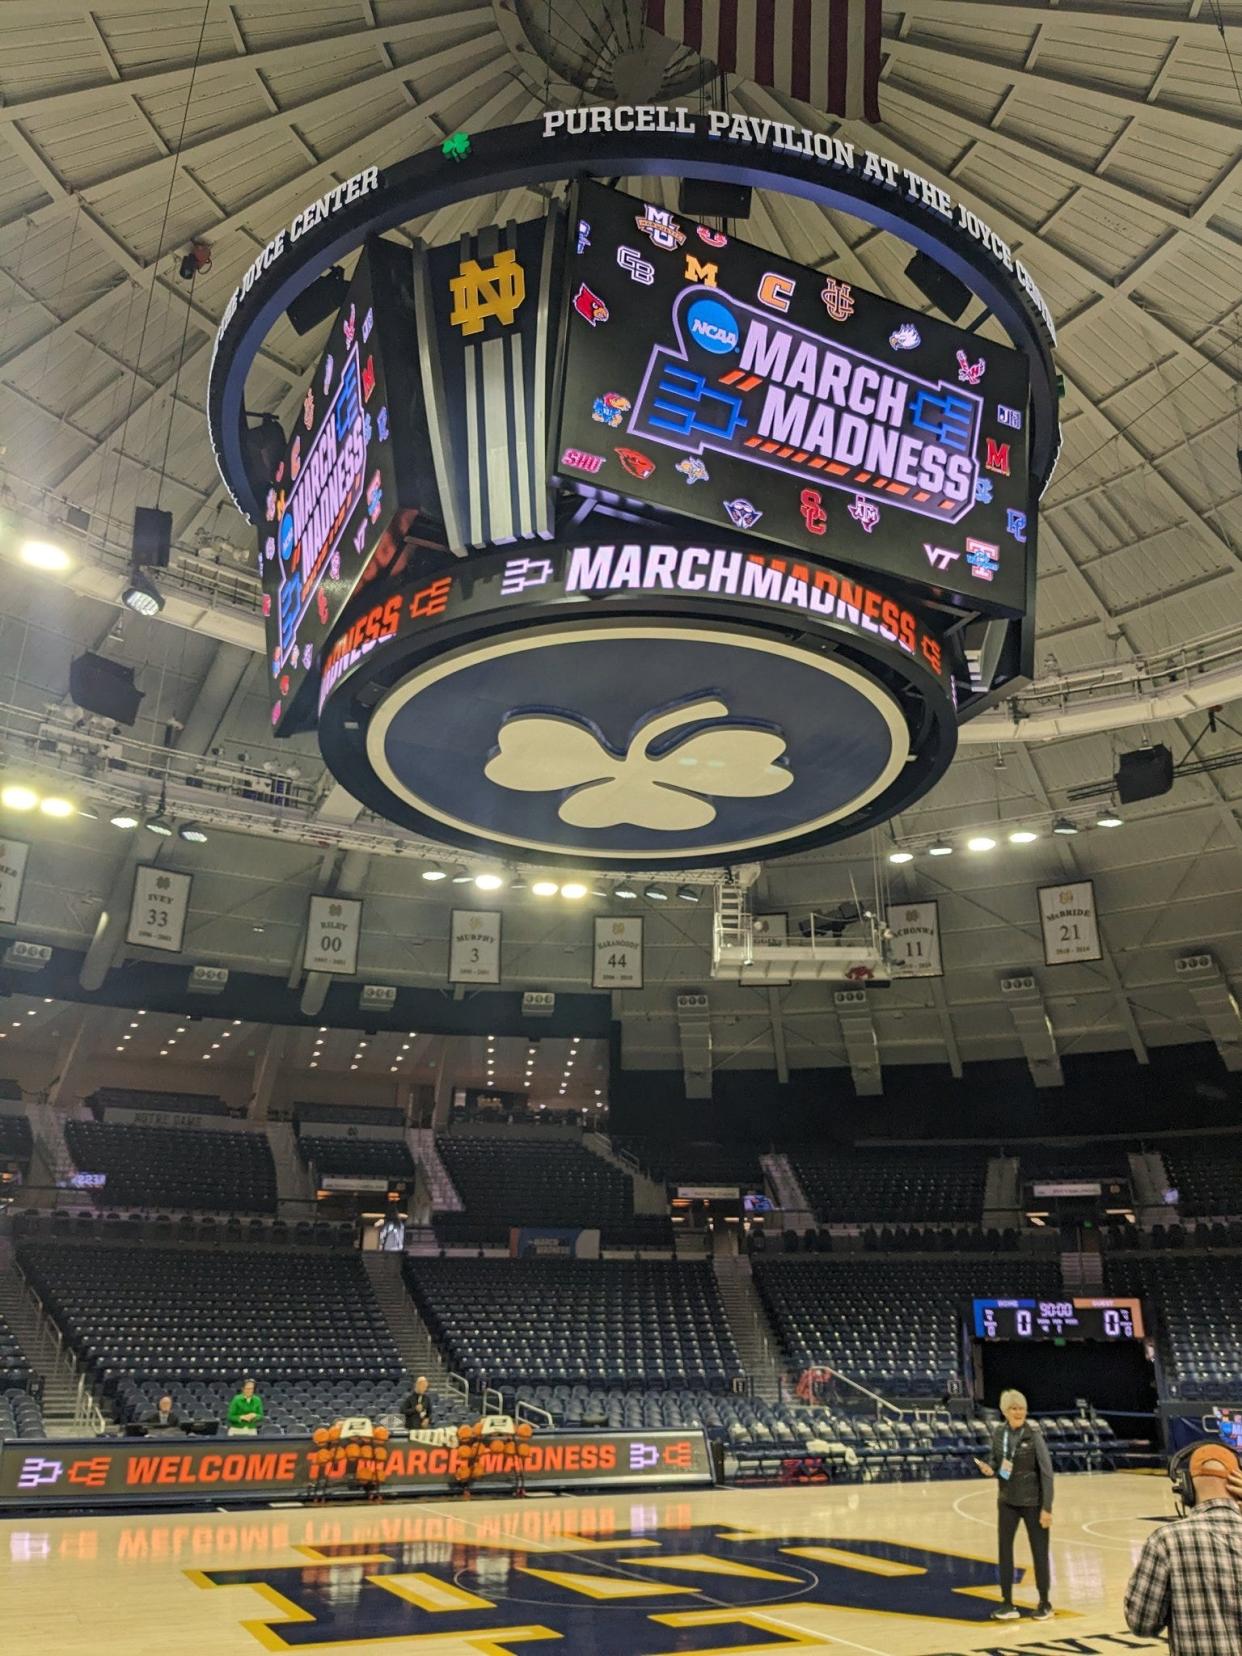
[686,297,739,354]
[278,511,295,564]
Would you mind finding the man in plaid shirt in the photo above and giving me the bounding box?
[1125,1442,1242,1654]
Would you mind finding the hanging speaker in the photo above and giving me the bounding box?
[68,653,143,726]
[904,251,972,321]
[1116,745,1173,803]
[132,506,172,569]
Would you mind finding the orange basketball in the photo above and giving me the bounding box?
[516,1422,533,1439]
[374,1444,388,1461]
[517,1441,533,1459]
[313,1427,329,1446]
[328,1423,342,1442]
[346,1442,360,1460]
[372,1424,389,1442]
[457,1423,473,1442]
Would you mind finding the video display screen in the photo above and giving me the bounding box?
[259,238,434,736]
[555,181,1032,617]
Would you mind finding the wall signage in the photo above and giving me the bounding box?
[303,894,362,976]
[449,910,501,984]
[1038,880,1102,965]
[592,916,644,989]
[125,865,191,954]
[0,839,29,926]
[886,900,943,977]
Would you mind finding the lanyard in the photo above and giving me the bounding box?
[1003,1426,1024,1459]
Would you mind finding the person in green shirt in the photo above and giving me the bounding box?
[226,1377,264,1435]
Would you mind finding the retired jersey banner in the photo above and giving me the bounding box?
[1038,880,1102,965]
[303,894,362,976]
[593,916,644,989]
[0,838,29,926]
[449,910,501,984]
[126,865,191,954]
[886,900,942,977]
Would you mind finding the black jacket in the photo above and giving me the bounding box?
[403,1391,433,1431]
[988,1420,1054,1511]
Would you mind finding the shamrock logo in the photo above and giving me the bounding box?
[441,131,472,162]
[484,698,793,832]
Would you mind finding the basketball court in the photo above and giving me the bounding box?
[1,1473,1170,1653]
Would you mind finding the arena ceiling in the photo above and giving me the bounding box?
[0,0,1240,1089]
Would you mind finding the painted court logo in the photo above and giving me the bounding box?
[188,1521,1165,1652]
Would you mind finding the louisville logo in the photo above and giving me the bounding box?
[572,283,609,326]
[484,697,792,832]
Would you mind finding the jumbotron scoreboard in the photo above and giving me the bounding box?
[972,1297,1145,1342]
[218,111,1057,867]
[556,181,1032,618]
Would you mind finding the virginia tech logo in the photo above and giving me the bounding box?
[449,248,525,336]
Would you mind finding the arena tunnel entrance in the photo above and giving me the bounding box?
[977,1339,1158,1450]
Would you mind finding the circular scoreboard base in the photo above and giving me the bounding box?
[317,545,958,868]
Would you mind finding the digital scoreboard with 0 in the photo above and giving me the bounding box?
[972,1298,1145,1342]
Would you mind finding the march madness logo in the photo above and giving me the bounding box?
[189,1521,1164,1652]
[629,285,984,524]
[275,347,367,673]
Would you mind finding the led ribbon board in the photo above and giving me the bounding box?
[557,181,1030,616]
[258,237,439,735]
[208,111,1058,530]
[316,541,961,868]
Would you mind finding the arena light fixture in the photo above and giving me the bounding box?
[888,850,914,865]
[0,785,38,812]
[966,835,997,852]
[110,809,140,829]
[531,879,559,897]
[474,870,505,891]
[19,538,73,573]
[1052,817,1079,836]
[1008,829,1039,844]
[614,880,638,900]
[509,875,528,892]
[39,796,75,817]
[421,864,447,882]
[560,880,588,899]
[1096,806,1124,828]
[178,822,208,843]
[928,839,953,857]
[122,569,165,617]
[675,886,701,902]
[144,811,174,837]
[644,884,668,901]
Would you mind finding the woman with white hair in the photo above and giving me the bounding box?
[974,1387,1055,1621]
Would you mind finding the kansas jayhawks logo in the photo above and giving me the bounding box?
[189,1522,1110,1651]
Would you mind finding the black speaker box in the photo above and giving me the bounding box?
[904,250,972,321]
[132,505,172,569]
[1116,744,1173,803]
[68,653,143,726]
[286,266,348,336]
[679,178,753,221]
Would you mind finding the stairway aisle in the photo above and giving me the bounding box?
[712,1253,784,1403]
[363,1253,450,1392]
[0,1263,108,1433]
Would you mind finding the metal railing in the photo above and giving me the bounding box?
[783,1366,904,1420]
[515,1398,554,1428]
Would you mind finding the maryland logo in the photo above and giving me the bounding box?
[188,1522,1107,1651]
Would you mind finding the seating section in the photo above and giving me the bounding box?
[88,1088,229,1119]
[790,1147,986,1224]
[755,1256,1059,1395]
[1019,1143,1131,1185]
[13,1210,354,1248]
[299,1135,415,1181]
[0,1110,33,1168]
[0,1387,45,1439]
[295,1102,405,1130]
[1107,1252,1242,1400]
[64,1120,276,1212]
[405,1257,740,1390]
[433,1135,632,1241]
[18,1243,402,1428]
[0,1312,32,1392]
[613,1137,764,1188]
[1160,1139,1242,1218]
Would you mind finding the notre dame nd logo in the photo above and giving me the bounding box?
[449,248,526,336]
[188,1522,1128,1652]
